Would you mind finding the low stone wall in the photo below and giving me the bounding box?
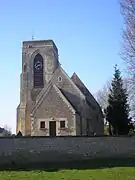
[0,136,135,166]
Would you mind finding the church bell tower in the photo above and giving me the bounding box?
[16,40,59,135]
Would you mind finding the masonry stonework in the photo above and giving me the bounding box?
[0,137,135,166]
[16,39,104,136]
[31,85,76,136]
[17,40,59,135]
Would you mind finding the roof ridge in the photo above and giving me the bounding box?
[53,85,75,114]
[58,88,81,115]
[31,83,53,115]
[71,72,102,112]
[60,68,85,99]
[36,66,60,103]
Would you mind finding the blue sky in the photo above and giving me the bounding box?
[0,0,124,133]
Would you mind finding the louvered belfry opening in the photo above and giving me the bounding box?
[33,54,44,88]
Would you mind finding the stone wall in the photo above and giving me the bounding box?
[0,136,135,166]
[32,85,76,136]
[17,40,59,135]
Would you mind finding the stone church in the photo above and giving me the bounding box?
[16,40,104,136]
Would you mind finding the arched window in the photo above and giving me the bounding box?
[33,54,44,88]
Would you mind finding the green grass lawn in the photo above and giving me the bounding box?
[0,158,135,180]
[0,167,135,180]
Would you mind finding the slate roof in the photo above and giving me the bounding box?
[71,72,103,115]
[58,88,81,115]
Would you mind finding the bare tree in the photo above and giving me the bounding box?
[95,80,111,110]
[124,76,135,120]
[120,0,135,120]
[120,0,135,72]
[94,81,111,125]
